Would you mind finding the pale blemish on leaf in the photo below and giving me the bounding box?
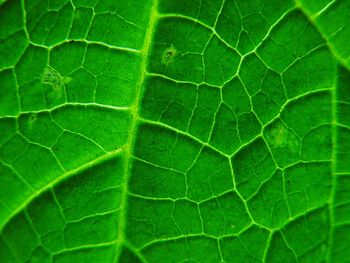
[162,44,177,65]
[42,67,64,103]
[265,120,299,151]
[42,67,62,90]
[28,113,37,129]
[63,76,72,84]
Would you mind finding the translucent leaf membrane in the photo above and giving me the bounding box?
[0,0,349,262]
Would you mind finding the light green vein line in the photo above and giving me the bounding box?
[327,86,338,261]
[49,39,142,54]
[280,230,298,260]
[312,0,336,19]
[158,13,241,56]
[123,241,149,263]
[1,102,130,118]
[20,0,30,40]
[296,1,350,70]
[262,232,273,262]
[114,0,159,260]
[0,147,124,232]
[137,117,230,158]
[248,6,297,55]
[53,241,118,255]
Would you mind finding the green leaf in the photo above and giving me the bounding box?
[0,0,349,262]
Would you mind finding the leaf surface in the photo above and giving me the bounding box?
[0,0,349,262]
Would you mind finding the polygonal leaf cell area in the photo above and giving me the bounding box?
[0,0,349,262]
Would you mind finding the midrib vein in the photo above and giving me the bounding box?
[295,4,343,260]
[115,0,159,260]
[327,69,339,262]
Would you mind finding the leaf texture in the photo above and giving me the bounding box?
[0,0,349,262]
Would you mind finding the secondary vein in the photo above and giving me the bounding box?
[0,147,124,232]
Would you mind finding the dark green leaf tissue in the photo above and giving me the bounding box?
[0,0,349,262]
